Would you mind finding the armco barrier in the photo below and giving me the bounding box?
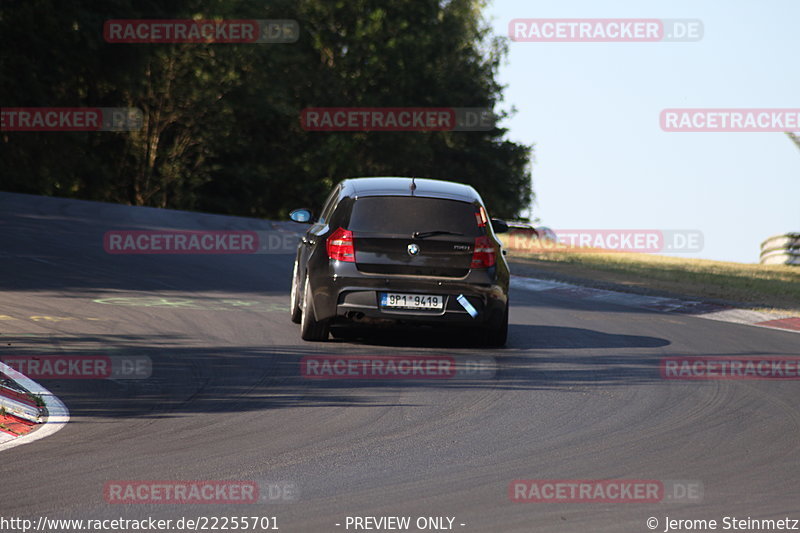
[0,387,42,422]
[760,233,800,266]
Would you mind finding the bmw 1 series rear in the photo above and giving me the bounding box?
[289,177,510,346]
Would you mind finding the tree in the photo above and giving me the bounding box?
[786,132,800,152]
[1,0,534,219]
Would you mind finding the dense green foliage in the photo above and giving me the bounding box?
[1,0,533,218]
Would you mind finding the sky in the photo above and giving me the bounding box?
[483,0,800,263]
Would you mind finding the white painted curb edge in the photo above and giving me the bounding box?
[0,361,70,452]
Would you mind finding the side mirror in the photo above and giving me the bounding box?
[289,208,313,223]
[491,218,509,234]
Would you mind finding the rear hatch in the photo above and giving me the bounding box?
[347,196,484,277]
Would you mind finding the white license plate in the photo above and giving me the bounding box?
[379,293,443,310]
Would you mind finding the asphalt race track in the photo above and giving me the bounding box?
[1,192,798,532]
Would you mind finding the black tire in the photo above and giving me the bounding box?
[289,260,302,324]
[300,275,329,341]
[330,327,357,341]
[483,302,508,348]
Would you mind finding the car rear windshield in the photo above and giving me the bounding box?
[347,196,482,236]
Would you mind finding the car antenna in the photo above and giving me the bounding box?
[410,177,416,195]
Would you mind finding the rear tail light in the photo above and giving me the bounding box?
[327,227,355,262]
[474,206,488,228]
[470,235,495,268]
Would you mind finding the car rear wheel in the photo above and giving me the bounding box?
[483,302,508,348]
[300,275,330,341]
[290,260,302,324]
[330,327,358,341]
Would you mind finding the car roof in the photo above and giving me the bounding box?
[339,177,482,203]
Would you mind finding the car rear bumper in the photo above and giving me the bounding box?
[309,263,508,326]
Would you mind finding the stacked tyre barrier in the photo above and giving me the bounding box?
[760,233,800,266]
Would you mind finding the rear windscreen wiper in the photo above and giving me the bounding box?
[412,230,464,239]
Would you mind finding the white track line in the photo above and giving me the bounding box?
[0,361,69,452]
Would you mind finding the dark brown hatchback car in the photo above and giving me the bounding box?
[289,177,510,345]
